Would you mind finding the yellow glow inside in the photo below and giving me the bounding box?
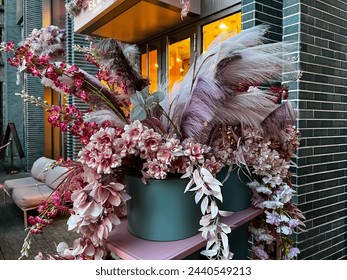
[219,22,228,29]
[203,12,242,52]
[168,38,190,92]
[141,49,158,93]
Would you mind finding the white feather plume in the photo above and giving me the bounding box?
[168,25,299,142]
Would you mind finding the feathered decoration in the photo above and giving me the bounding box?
[170,25,299,142]
[83,109,125,128]
[170,25,269,115]
[261,101,297,138]
[180,78,279,142]
[93,39,149,95]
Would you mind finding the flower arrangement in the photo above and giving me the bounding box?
[65,0,90,17]
[1,24,305,260]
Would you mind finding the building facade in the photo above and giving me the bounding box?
[0,0,4,140]
[1,0,346,259]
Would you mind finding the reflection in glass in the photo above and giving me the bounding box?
[141,49,158,93]
[168,38,190,92]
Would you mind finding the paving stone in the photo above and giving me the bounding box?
[0,171,79,260]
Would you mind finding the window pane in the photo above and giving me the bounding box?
[52,0,66,28]
[141,49,158,93]
[202,12,241,52]
[168,38,190,92]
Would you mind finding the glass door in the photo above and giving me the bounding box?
[167,27,195,93]
[141,40,161,93]
[139,27,195,95]
[167,37,191,92]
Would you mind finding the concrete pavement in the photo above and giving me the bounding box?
[0,169,79,260]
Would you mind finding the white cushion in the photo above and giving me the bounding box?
[4,177,46,195]
[30,157,55,182]
[45,166,69,190]
[12,185,53,208]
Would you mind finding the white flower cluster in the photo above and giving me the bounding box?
[20,25,66,56]
[239,126,304,259]
[183,166,234,260]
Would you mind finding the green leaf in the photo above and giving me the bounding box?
[145,91,165,107]
[152,91,165,102]
[145,95,155,107]
[131,91,145,106]
[140,87,150,98]
[130,105,147,121]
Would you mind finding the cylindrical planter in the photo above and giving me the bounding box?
[216,167,252,260]
[126,175,201,241]
[217,167,251,211]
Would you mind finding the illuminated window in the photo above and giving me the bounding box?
[42,0,66,158]
[168,38,190,92]
[202,12,241,52]
[141,49,158,93]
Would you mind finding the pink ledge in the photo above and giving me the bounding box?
[104,207,263,260]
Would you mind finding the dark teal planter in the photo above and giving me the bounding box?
[217,167,251,211]
[217,167,252,260]
[126,175,201,241]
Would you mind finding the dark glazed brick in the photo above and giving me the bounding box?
[255,11,282,25]
[284,24,300,35]
[247,0,347,260]
[301,14,314,25]
[263,6,282,17]
[283,33,299,41]
[242,12,254,22]
[284,14,300,25]
[315,37,329,48]
[300,33,315,44]
[321,49,334,58]
[313,130,328,137]
[315,18,329,30]
[242,21,256,29]
[242,0,254,5]
[284,0,300,6]
[320,102,333,110]
[283,4,299,16]
[242,3,255,13]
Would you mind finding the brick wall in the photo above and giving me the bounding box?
[23,0,44,170]
[243,0,347,259]
[283,0,347,259]
[284,0,347,259]
[3,0,24,168]
[242,0,283,41]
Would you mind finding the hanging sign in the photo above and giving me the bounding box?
[74,0,126,33]
[87,0,112,15]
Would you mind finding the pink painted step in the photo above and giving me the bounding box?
[104,207,263,260]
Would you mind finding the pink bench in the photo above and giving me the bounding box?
[2,157,68,228]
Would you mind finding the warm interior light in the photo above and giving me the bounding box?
[168,37,190,91]
[203,12,241,52]
[154,63,159,68]
[219,22,228,29]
